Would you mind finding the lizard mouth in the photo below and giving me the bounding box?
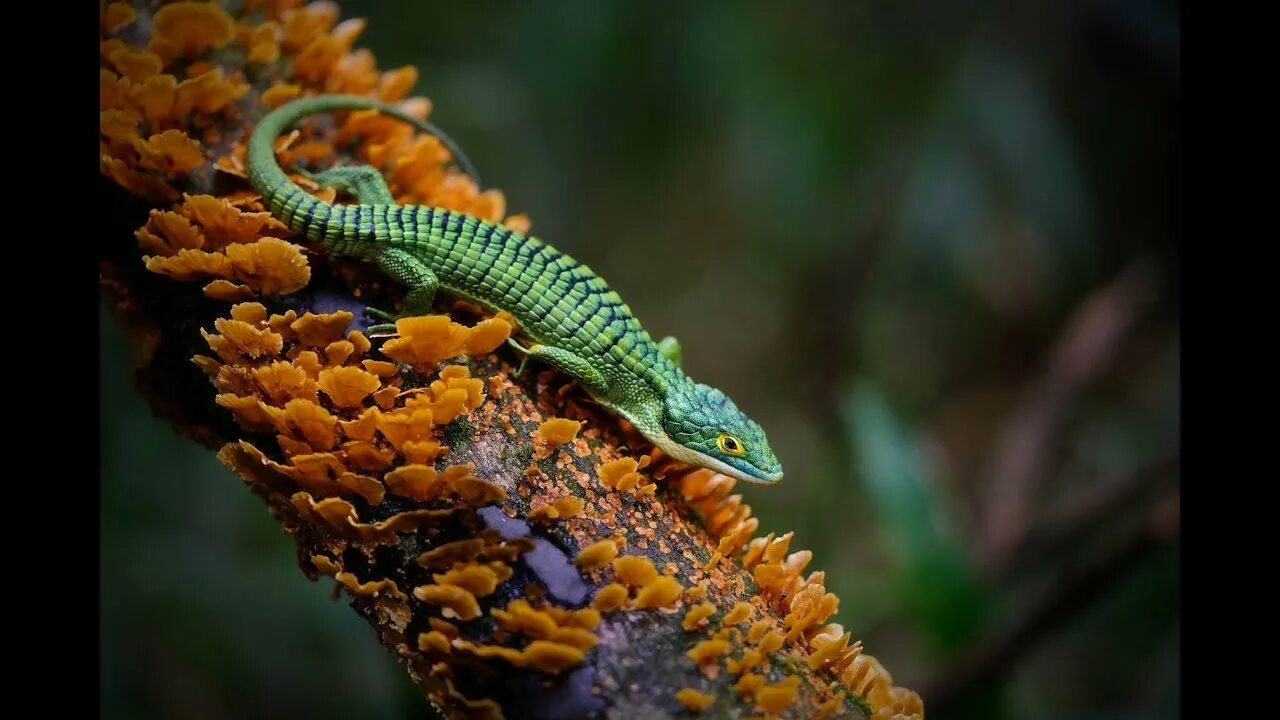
[654,436,783,485]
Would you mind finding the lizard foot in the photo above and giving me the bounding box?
[365,306,400,336]
[506,338,532,376]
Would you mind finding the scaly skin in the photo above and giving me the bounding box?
[247,94,783,484]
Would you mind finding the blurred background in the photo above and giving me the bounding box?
[100,1,1179,718]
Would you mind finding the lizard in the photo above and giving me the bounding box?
[246,94,783,485]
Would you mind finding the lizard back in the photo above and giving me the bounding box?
[271,180,680,396]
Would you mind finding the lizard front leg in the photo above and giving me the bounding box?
[299,164,395,204]
[657,336,683,366]
[366,247,440,334]
[506,339,609,396]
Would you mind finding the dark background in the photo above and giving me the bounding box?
[100,2,1180,718]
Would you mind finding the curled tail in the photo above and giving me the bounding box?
[246,93,481,235]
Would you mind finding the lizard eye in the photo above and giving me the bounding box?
[716,433,746,457]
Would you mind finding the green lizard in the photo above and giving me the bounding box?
[247,94,783,485]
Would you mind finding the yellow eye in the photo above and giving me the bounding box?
[716,433,746,457]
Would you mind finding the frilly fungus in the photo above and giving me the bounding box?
[99,1,925,717]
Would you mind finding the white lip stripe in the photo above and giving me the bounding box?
[652,432,778,485]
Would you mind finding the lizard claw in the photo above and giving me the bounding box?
[506,338,532,376]
[366,306,398,322]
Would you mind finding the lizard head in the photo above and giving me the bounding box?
[658,382,783,485]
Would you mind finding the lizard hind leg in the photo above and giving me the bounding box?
[365,247,440,334]
[298,164,395,204]
[657,336,683,366]
[507,340,609,396]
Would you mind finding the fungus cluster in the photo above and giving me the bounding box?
[100,2,923,718]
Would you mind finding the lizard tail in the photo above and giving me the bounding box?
[246,93,481,239]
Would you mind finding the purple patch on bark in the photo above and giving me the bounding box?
[479,506,590,606]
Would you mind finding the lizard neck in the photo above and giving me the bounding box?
[600,369,703,465]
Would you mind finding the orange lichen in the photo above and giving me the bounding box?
[530,494,587,522]
[172,68,252,116]
[145,248,232,280]
[535,417,581,445]
[633,575,683,609]
[732,673,765,697]
[318,365,380,407]
[598,456,648,491]
[574,539,618,571]
[756,677,801,714]
[440,464,506,506]
[293,34,346,83]
[103,2,137,32]
[384,464,438,500]
[521,640,585,674]
[289,312,352,348]
[682,602,715,631]
[324,340,355,366]
[376,408,434,449]
[262,82,303,108]
[491,599,599,651]
[416,533,532,570]
[676,688,715,712]
[402,439,445,464]
[379,65,417,102]
[223,237,311,294]
[270,398,339,450]
[150,1,236,62]
[203,315,284,361]
[204,279,255,301]
[758,630,785,654]
[747,620,771,643]
[132,130,205,175]
[722,601,753,627]
[252,360,315,401]
[142,201,307,296]
[613,555,658,587]
[102,154,178,201]
[807,625,855,670]
[104,45,163,82]
[177,194,289,246]
[687,639,731,665]
[216,394,275,430]
[590,583,628,612]
[465,316,513,354]
[782,583,840,642]
[281,1,339,52]
[686,581,709,601]
[878,686,925,720]
[814,694,846,720]
[727,649,763,675]
[555,496,586,517]
[246,21,282,64]
[433,563,512,597]
[414,583,481,621]
[316,563,408,601]
[418,631,452,654]
[454,640,526,667]
[378,315,512,367]
[341,441,392,471]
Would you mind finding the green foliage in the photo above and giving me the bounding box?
[843,382,988,655]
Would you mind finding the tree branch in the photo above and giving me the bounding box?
[98,2,924,718]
